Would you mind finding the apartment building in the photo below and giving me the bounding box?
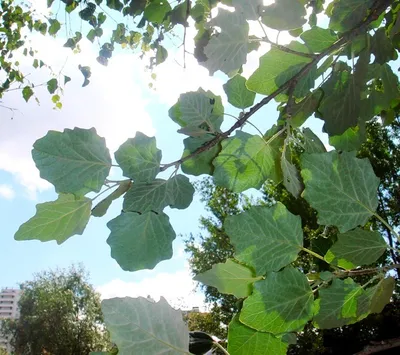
[0,288,21,353]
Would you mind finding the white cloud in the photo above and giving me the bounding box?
[97,266,205,311]
[0,184,16,200]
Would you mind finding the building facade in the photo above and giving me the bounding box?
[0,288,21,353]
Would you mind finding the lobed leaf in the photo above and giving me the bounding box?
[15,194,91,245]
[224,203,303,275]
[32,127,111,194]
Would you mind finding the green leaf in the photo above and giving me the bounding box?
[106,0,123,12]
[22,86,33,102]
[170,89,223,134]
[371,28,398,64]
[223,75,256,109]
[194,259,261,299]
[79,65,91,87]
[48,19,61,36]
[228,315,288,355]
[247,41,312,96]
[367,277,395,314]
[281,151,303,198]
[224,203,303,274]
[300,27,338,52]
[107,211,176,271]
[156,45,168,64]
[181,134,221,176]
[32,127,112,194]
[301,151,379,233]
[63,31,82,49]
[213,130,282,192]
[170,2,189,26]
[114,132,161,182]
[123,175,194,213]
[47,78,58,94]
[102,297,189,354]
[232,0,263,21]
[240,267,313,334]
[329,0,374,32]
[302,128,326,153]
[313,278,367,329]
[144,0,171,24]
[329,125,365,152]
[15,194,91,245]
[92,180,132,217]
[324,228,387,269]
[202,9,249,75]
[318,54,369,136]
[287,90,323,128]
[262,0,306,31]
[64,75,71,85]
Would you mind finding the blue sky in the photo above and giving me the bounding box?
[0,1,329,308]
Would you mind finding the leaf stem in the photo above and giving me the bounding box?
[301,247,326,262]
[373,212,400,244]
[213,341,230,355]
[91,183,119,202]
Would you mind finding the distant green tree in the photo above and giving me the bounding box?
[186,118,400,354]
[1,265,111,355]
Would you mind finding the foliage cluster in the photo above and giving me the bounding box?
[5,0,400,354]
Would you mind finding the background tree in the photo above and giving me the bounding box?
[185,118,400,354]
[1,265,111,355]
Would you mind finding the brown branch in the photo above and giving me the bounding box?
[160,0,392,172]
[354,337,400,355]
[334,263,400,278]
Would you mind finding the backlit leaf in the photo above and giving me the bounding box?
[107,211,176,271]
[144,0,171,24]
[194,259,262,299]
[232,0,263,20]
[228,315,288,355]
[300,27,338,52]
[22,86,33,102]
[123,175,194,213]
[281,152,303,198]
[324,228,387,269]
[301,151,379,233]
[15,194,91,245]
[329,0,374,32]
[240,267,313,334]
[202,9,249,75]
[224,203,303,274]
[114,132,161,182]
[102,297,189,354]
[213,130,282,192]
[262,0,306,31]
[223,75,256,109]
[32,127,111,194]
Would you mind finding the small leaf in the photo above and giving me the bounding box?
[302,128,326,153]
[114,132,161,182]
[156,45,168,64]
[224,203,303,274]
[301,151,379,233]
[324,228,387,269]
[240,267,313,334]
[223,75,256,109]
[15,194,91,245]
[262,0,306,31]
[213,130,283,192]
[194,259,261,299]
[92,180,132,217]
[102,297,189,354]
[48,19,61,36]
[79,65,91,87]
[300,27,338,52]
[181,134,221,176]
[22,86,33,102]
[123,175,194,213]
[313,278,367,329]
[51,94,60,103]
[32,127,111,194]
[107,211,176,271]
[106,0,123,12]
[281,151,303,198]
[47,78,58,94]
[228,315,288,355]
[64,75,71,85]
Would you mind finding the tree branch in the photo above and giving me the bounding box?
[160,0,392,172]
[334,263,400,278]
[354,337,400,355]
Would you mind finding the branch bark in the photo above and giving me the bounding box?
[160,0,393,172]
[354,337,400,355]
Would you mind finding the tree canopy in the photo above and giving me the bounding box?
[0,265,111,355]
[4,0,400,354]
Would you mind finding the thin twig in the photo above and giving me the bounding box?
[160,0,392,172]
[354,337,400,355]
